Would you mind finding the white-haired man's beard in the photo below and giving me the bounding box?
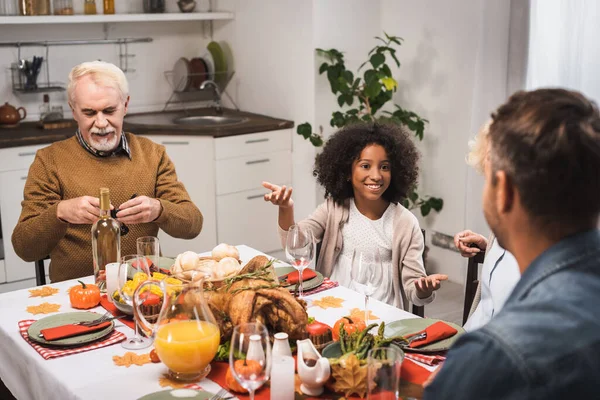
[89,127,119,152]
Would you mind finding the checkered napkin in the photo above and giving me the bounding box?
[405,352,446,366]
[303,278,339,296]
[18,319,126,360]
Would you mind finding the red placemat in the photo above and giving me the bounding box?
[303,278,338,296]
[100,295,135,330]
[205,357,432,399]
[18,319,126,360]
[405,353,446,366]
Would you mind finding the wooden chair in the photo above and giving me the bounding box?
[34,256,49,286]
[463,251,486,324]
[411,230,427,317]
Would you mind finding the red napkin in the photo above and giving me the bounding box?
[407,321,457,348]
[40,321,113,341]
[283,269,317,285]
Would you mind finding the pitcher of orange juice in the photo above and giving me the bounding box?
[134,279,220,382]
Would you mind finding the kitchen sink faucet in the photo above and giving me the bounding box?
[200,80,223,114]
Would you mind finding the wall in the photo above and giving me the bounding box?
[0,4,221,120]
[380,0,511,282]
[214,0,317,221]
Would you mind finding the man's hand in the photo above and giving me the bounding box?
[454,230,488,258]
[57,196,107,224]
[415,274,448,298]
[262,181,294,208]
[116,196,162,224]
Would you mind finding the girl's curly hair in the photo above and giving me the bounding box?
[313,122,420,204]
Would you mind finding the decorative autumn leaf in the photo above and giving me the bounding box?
[349,307,380,321]
[26,302,60,315]
[312,296,345,309]
[112,352,151,368]
[29,286,60,298]
[328,353,369,398]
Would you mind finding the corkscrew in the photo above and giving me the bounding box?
[111,194,137,236]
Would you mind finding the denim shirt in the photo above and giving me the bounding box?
[424,229,600,400]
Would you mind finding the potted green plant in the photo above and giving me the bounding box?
[298,33,443,217]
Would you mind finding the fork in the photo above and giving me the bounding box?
[74,312,119,327]
[405,332,427,346]
[208,387,231,400]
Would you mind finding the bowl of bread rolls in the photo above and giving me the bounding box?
[171,243,242,287]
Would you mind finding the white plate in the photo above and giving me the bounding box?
[172,57,191,92]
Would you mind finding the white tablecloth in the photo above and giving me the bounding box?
[0,245,423,400]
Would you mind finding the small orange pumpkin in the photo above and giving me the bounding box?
[69,280,101,309]
[226,359,262,393]
[332,316,367,341]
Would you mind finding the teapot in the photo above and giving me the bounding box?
[296,338,331,396]
[0,102,27,127]
[134,278,220,382]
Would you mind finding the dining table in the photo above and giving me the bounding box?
[0,245,438,400]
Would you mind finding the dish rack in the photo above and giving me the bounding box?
[162,70,238,112]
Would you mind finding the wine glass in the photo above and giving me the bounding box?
[350,248,384,324]
[285,225,316,299]
[117,255,153,350]
[136,236,160,272]
[229,322,271,400]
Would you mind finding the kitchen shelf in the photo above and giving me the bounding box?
[0,12,234,25]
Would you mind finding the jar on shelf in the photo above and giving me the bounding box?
[102,0,114,14]
[143,0,164,13]
[84,0,96,14]
[54,0,73,15]
[19,0,51,15]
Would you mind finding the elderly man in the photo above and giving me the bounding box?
[425,89,600,399]
[12,61,203,283]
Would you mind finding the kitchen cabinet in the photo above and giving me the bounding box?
[0,144,50,287]
[214,129,292,253]
[143,135,217,257]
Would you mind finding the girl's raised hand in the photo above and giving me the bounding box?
[262,181,294,209]
[415,274,448,299]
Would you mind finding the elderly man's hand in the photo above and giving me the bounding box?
[116,195,162,224]
[57,196,107,224]
[454,230,488,258]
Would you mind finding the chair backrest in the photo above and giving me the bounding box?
[463,251,486,324]
[34,256,49,286]
[411,229,427,317]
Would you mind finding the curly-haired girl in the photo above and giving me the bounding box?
[263,122,446,310]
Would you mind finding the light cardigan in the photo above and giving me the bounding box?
[279,198,434,310]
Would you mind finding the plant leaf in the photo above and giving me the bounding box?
[319,62,328,75]
[296,122,312,139]
[370,53,385,69]
[381,76,397,91]
[420,203,431,217]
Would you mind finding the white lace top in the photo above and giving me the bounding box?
[330,199,397,306]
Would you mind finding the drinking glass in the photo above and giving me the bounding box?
[229,322,271,400]
[117,255,153,350]
[285,225,316,299]
[136,236,160,272]
[367,347,403,400]
[350,248,384,323]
